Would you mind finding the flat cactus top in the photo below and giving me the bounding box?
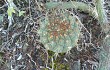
[38,11,81,53]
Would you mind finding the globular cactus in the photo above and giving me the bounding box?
[38,11,81,53]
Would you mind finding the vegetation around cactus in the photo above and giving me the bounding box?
[0,0,110,70]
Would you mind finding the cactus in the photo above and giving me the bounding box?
[97,35,110,70]
[95,0,108,24]
[45,1,98,19]
[38,10,81,53]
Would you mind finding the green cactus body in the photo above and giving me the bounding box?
[95,0,108,24]
[38,11,81,53]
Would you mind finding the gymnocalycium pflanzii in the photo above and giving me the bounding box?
[38,10,82,53]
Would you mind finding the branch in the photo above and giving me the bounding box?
[45,1,98,19]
